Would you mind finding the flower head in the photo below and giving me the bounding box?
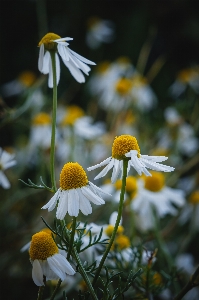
[30,231,75,286]
[42,162,110,219]
[0,148,16,189]
[87,135,174,183]
[38,32,96,87]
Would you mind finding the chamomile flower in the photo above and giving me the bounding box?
[38,32,96,87]
[0,148,16,189]
[131,171,185,231]
[87,135,174,183]
[29,231,75,286]
[42,162,110,219]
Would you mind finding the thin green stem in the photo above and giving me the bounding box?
[49,279,62,300]
[50,51,57,192]
[92,159,128,287]
[37,286,45,300]
[73,247,98,300]
[67,217,77,260]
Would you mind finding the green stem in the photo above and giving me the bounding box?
[92,159,128,287]
[50,51,57,192]
[37,286,45,300]
[73,247,98,300]
[49,279,62,300]
[67,217,77,260]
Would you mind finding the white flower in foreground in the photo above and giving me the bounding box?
[42,162,110,219]
[29,231,75,286]
[131,171,185,231]
[0,148,16,189]
[38,32,96,87]
[87,135,174,183]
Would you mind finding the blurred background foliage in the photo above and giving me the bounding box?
[1,0,199,299]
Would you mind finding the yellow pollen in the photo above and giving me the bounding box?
[115,78,132,95]
[112,135,140,160]
[105,225,124,237]
[61,105,85,126]
[115,176,137,194]
[38,32,61,51]
[29,231,58,261]
[60,162,88,190]
[189,191,199,205]
[177,68,198,83]
[18,71,36,87]
[32,113,51,125]
[114,234,130,250]
[144,171,165,192]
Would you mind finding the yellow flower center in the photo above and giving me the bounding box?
[61,105,85,126]
[152,273,163,285]
[144,171,165,192]
[96,61,110,74]
[29,231,58,261]
[38,32,61,51]
[116,56,131,65]
[114,234,130,250]
[32,113,51,125]
[105,225,124,237]
[177,68,197,83]
[18,71,36,87]
[112,135,140,160]
[115,176,137,194]
[115,78,132,95]
[60,162,88,190]
[189,191,199,205]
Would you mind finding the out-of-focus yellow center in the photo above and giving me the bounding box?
[125,111,136,125]
[32,113,51,125]
[189,191,199,205]
[112,135,140,160]
[18,71,36,87]
[116,56,131,65]
[177,68,198,83]
[114,234,130,250]
[152,273,163,285]
[131,75,147,88]
[60,162,88,190]
[61,105,85,126]
[151,148,169,157]
[29,231,58,261]
[38,32,61,51]
[115,78,132,95]
[105,225,124,237]
[144,171,165,192]
[115,176,137,195]
[96,61,110,74]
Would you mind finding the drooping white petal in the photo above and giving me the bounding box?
[55,53,60,85]
[38,44,44,72]
[32,260,44,286]
[55,37,73,42]
[87,156,112,171]
[0,171,10,189]
[3,160,16,169]
[81,186,105,205]
[41,51,50,74]
[140,155,168,162]
[68,189,79,217]
[88,181,112,196]
[48,254,75,276]
[58,44,70,61]
[111,159,122,183]
[68,48,96,65]
[62,59,85,83]
[41,191,59,210]
[94,159,115,180]
[56,191,68,220]
[46,257,66,281]
[48,58,53,88]
[140,157,175,172]
[77,189,92,215]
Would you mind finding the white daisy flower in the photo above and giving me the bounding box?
[42,162,110,219]
[87,135,174,184]
[29,231,75,286]
[38,32,96,87]
[0,148,16,189]
[131,171,185,231]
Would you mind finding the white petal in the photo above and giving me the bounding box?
[48,254,75,276]
[41,191,59,210]
[77,188,92,215]
[55,53,60,85]
[55,37,73,42]
[63,59,85,83]
[32,260,44,286]
[88,181,112,196]
[140,157,175,172]
[3,160,16,169]
[81,186,105,205]
[68,48,96,65]
[58,44,69,61]
[41,51,50,74]
[87,157,112,171]
[111,159,122,183]
[68,189,79,217]
[140,155,168,162]
[94,159,115,180]
[38,44,44,72]
[56,191,68,220]
[46,257,66,281]
[109,211,122,226]
[48,58,53,88]
[0,171,10,189]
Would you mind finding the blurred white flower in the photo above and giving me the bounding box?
[0,148,16,189]
[38,32,95,87]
